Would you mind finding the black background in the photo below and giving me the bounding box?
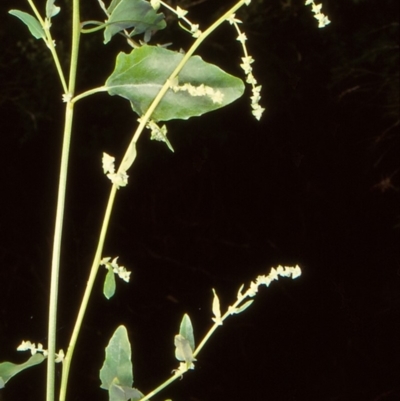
[0,1,399,400]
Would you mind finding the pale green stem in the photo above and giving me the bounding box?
[46,0,81,400]
[59,185,118,401]
[46,101,74,401]
[138,372,182,401]
[71,86,108,103]
[193,295,245,358]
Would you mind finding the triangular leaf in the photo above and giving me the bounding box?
[100,326,133,391]
[104,0,166,44]
[105,45,245,121]
[0,353,45,388]
[178,314,195,352]
[9,10,46,40]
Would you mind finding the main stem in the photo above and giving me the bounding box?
[46,1,80,401]
[46,103,74,401]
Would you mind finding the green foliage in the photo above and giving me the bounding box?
[106,45,245,121]
[0,354,45,389]
[103,265,117,299]
[103,0,167,44]
[8,10,45,39]
[100,325,144,401]
[178,314,195,352]
[174,314,196,365]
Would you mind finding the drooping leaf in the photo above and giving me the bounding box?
[46,0,60,19]
[0,353,45,388]
[104,0,166,44]
[9,10,45,40]
[100,326,133,391]
[105,45,245,121]
[103,266,116,299]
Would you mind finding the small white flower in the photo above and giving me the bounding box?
[17,340,64,363]
[191,24,202,38]
[312,3,322,14]
[62,93,72,102]
[246,73,257,85]
[176,6,188,19]
[107,171,129,188]
[305,0,330,28]
[236,32,247,44]
[150,0,160,10]
[240,55,255,74]
[17,340,34,352]
[102,152,115,174]
[291,265,302,279]
[317,15,331,28]
[227,14,242,25]
[55,349,65,363]
[247,281,259,297]
[101,256,131,282]
[116,266,131,282]
[210,90,224,104]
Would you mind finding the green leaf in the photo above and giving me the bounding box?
[178,314,194,352]
[104,0,166,44]
[0,354,45,388]
[46,0,60,19]
[103,266,116,299]
[174,314,196,364]
[9,10,46,40]
[100,326,133,391]
[105,45,245,121]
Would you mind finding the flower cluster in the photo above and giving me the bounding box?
[240,265,302,299]
[17,340,64,363]
[169,78,224,104]
[102,152,129,188]
[305,0,331,28]
[227,13,265,121]
[211,265,301,325]
[100,257,131,282]
[139,118,174,152]
[154,1,202,38]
